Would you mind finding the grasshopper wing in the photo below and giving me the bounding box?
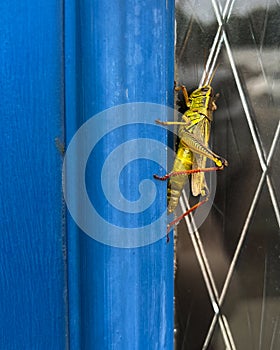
[191,118,211,197]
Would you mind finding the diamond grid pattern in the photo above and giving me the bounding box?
[176,0,280,348]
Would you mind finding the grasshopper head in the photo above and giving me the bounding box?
[191,85,213,98]
[189,85,218,119]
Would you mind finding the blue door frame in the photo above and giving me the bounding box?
[0,1,66,349]
[0,1,174,349]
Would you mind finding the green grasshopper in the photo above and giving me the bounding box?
[154,82,228,233]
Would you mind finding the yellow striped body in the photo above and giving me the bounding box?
[167,139,193,213]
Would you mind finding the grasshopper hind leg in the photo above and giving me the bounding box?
[167,196,209,233]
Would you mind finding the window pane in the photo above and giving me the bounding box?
[175,1,280,349]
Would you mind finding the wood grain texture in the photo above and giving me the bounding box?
[0,2,66,349]
[65,0,175,349]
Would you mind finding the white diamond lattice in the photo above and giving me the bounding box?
[179,0,280,348]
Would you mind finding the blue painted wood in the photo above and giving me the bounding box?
[64,1,82,348]
[0,2,66,349]
[65,0,174,349]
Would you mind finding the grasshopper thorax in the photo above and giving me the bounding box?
[188,85,217,121]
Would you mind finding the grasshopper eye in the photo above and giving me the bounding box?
[201,87,209,93]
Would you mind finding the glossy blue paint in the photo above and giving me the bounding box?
[0,1,66,349]
[65,0,174,349]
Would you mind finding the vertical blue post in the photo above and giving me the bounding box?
[0,1,66,349]
[65,0,174,349]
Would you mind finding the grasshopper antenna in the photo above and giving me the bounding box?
[208,63,220,85]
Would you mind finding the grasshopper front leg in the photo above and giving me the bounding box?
[175,84,191,107]
[155,119,188,126]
